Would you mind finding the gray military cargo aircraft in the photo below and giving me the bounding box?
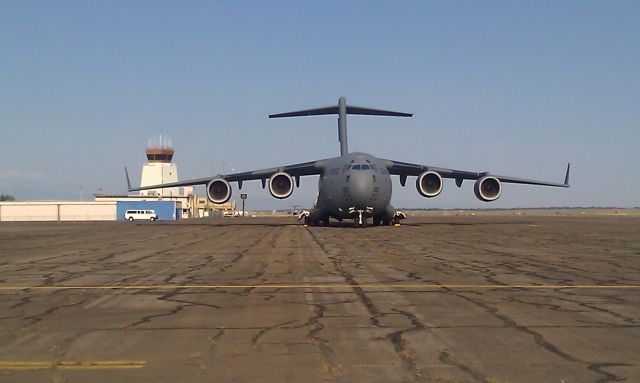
[127,97,570,227]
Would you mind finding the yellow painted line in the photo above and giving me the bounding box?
[0,284,639,290]
[0,360,146,370]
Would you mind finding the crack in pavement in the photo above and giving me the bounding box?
[385,308,430,381]
[124,289,186,329]
[21,298,89,328]
[438,350,489,383]
[307,228,430,380]
[448,289,626,382]
[588,362,632,383]
[208,328,225,348]
[250,319,297,350]
[305,303,343,378]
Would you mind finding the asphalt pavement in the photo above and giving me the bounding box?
[0,212,638,382]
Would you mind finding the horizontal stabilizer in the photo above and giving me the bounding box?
[269,106,339,118]
[269,105,412,118]
[346,106,412,117]
[269,97,412,156]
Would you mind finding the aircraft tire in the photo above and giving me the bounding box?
[354,218,367,228]
[128,217,134,222]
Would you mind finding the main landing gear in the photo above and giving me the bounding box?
[298,211,330,226]
[375,211,406,226]
[372,217,399,226]
[392,211,406,225]
[298,211,311,225]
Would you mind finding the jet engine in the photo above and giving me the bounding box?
[207,178,232,204]
[269,172,294,199]
[416,171,443,198]
[474,176,501,202]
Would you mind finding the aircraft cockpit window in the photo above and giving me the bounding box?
[351,165,361,170]
[361,165,370,170]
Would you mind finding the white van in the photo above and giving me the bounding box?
[124,209,158,221]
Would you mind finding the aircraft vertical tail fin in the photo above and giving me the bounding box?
[269,97,412,156]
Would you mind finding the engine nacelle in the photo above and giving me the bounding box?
[474,176,501,202]
[416,171,443,198]
[207,178,232,204]
[269,172,294,199]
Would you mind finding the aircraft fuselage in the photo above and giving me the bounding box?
[311,152,395,224]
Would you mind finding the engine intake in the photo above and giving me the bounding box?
[474,176,501,202]
[207,178,232,204]
[269,172,294,199]
[416,171,443,198]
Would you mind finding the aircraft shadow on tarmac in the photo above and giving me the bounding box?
[150,220,535,228]
[401,221,535,227]
[148,221,301,228]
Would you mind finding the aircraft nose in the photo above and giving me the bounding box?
[349,171,373,206]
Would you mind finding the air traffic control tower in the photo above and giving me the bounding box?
[139,135,180,197]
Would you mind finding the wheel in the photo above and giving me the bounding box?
[354,217,367,228]
[128,217,134,222]
[150,217,157,221]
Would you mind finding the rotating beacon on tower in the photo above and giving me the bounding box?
[139,135,180,197]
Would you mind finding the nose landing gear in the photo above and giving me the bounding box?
[349,207,373,228]
[353,211,368,228]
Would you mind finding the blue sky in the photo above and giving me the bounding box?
[1,1,638,209]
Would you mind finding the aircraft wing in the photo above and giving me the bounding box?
[127,159,327,192]
[382,159,570,188]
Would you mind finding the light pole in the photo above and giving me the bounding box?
[241,193,247,217]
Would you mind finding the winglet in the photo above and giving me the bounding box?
[563,163,571,187]
[125,167,132,192]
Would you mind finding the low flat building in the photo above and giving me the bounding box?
[116,200,181,221]
[94,194,234,219]
[0,201,117,222]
